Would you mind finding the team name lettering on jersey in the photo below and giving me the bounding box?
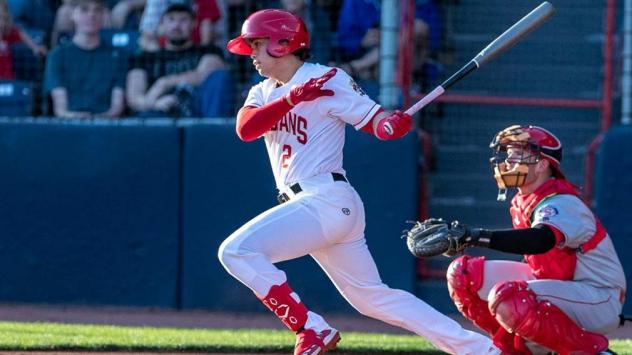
[271,111,308,144]
[245,63,381,189]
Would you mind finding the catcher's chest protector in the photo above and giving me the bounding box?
[510,179,605,280]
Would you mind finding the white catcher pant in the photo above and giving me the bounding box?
[479,260,623,335]
[218,173,498,355]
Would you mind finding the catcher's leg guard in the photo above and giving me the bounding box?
[260,282,308,332]
[447,256,530,354]
[489,280,609,355]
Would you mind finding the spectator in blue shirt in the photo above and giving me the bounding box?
[8,0,55,33]
[336,0,379,63]
[336,0,441,91]
[44,0,126,118]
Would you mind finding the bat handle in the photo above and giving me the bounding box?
[404,86,445,116]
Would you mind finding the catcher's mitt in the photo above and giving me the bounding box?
[403,219,471,258]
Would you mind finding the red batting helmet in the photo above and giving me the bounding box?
[489,125,565,200]
[227,9,310,58]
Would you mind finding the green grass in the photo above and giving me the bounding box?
[0,321,439,354]
[0,321,630,354]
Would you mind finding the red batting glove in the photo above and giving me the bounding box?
[285,68,337,106]
[375,110,413,140]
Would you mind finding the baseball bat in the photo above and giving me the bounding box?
[404,1,555,116]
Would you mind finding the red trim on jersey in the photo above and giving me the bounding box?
[578,218,607,253]
[236,98,293,141]
[360,108,385,135]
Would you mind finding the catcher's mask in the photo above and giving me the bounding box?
[226,9,309,58]
[489,125,564,201]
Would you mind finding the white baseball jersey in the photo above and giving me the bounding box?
[531,194,627,292]
[244,62,381,190]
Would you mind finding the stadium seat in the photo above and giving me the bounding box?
[0,80,33,116]
[100,29,140,53]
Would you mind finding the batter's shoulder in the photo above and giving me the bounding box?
[305,62,350,80]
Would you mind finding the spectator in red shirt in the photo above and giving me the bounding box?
[191,0,220,45]
[0,0,46,79]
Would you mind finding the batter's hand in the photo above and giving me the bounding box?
[375,110,413,140]
[285,68,336,106]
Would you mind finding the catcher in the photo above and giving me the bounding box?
[405,125,625,355]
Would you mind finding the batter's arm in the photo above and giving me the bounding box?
[236,99,292,141]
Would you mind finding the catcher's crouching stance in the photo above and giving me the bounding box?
[406,125,625,355]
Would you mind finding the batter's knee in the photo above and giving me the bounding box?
[217,237,242,273]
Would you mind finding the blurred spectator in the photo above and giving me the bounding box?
[191,0,223,46]
[52,0,146,47]
[0,0,47,79]
[412,0,441,84]
[109,0,146,28]
[335,0,378,85]
[137,0,166,51]
[336,0,378,63]
[280,0,332,64]
[127,1,233,118]
[44,0,126,118]
[139,0,225,52]
[335,0,379,96]
[7,0,55,33]
[336,0,441,88]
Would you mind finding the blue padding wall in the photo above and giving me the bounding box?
[181,124,419,312]
[180,122,277,311]
[0,119,418,311]
[594,125,632,313]
[0,120,180,307]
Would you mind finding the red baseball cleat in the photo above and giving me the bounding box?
[294,328,341,355]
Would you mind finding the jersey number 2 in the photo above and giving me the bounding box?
[281,144,292,168]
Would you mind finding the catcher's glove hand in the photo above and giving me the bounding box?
[403,219,479,258]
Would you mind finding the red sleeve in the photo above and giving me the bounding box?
[4,27,22,44]
[236,98,293,142]
[195,0,221,22]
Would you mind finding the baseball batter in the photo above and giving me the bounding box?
[217,9,500,355]
[408,125,625,355]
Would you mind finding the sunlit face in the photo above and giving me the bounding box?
[72,1,105,35]
[247,38,278,78]
[504,145,546,188]
[504,145,537,168]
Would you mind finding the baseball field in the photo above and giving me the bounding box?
[1,305,631,354]
[0,321,630,354]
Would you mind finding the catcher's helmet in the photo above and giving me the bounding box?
[227,9,309,58]
[489,125,564,200]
